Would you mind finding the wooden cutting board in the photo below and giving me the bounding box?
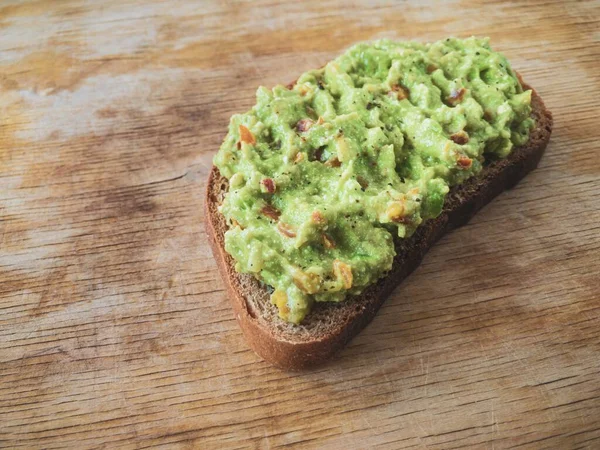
[1,0,599,448]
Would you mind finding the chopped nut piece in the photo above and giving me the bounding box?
[333,260,353,289]
[294,152,305,163]
[238,125,256,145]
[356,175,369,190]
[271,289,289,315]
[386,201,406,222]
[292,269,321,294]
[389,83,409,100]
[450,130,469,145]
[296,118,314,133]
[325,157,341,168]
[311,211,327,225]
[298,85,309,96]
[261,204,280,221]
[317,116,325,125]
[322,233,336,249]
[260,178,276,194]
[231,218,244,229]
[277,222,296,237]
[457,155,473,169]
[447,87,466,105]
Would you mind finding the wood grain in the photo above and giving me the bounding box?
[0,0,599,448]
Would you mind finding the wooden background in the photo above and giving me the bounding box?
[1,0,599,448]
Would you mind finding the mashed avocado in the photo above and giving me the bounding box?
[214,37,534,324]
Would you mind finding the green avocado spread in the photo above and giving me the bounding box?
[214,37,534,324]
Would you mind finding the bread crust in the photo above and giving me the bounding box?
[205,81,552,370]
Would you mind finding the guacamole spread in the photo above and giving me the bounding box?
[214,37,534,324]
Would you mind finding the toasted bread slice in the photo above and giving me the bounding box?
[205,81,552,370]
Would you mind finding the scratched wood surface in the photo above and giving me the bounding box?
[1,0,599,448]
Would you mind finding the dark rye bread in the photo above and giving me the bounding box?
[205,81,552,370]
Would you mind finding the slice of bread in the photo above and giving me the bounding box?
[205,81,552,370]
